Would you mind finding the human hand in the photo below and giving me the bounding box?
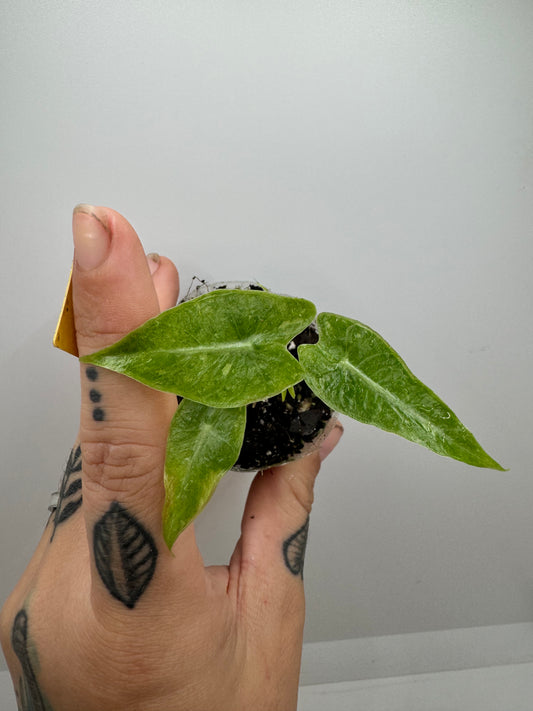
[0,205,343,711]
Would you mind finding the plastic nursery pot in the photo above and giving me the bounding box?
[181,280,338,471]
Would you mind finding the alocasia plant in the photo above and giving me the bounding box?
[80,288,504,548]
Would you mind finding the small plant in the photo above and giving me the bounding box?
[80,287,504,547]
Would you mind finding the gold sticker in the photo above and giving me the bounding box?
[53,268,78,357]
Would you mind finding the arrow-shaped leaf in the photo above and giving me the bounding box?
[163,399,246,548]
[299,312,504,470]
[80,290,316,408]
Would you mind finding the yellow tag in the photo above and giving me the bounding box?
[52,268,78,357]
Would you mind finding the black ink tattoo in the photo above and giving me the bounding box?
[282,516,310,578]
[93,502,158,609]
[92,407,105,421]
[50,445,82,541]
[85,367,106,420]
[85,366,99,381]
[11,609,52,711]
[89,389,102,403]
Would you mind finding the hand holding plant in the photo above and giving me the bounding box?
[81,270,504,547]
[1,205,342,711]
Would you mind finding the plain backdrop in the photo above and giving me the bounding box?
[1,0,532,675]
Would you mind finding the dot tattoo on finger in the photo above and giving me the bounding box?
[92,407,105,421]
[86,366,99,381]
[85,366,106,421]
[89,389,102,403]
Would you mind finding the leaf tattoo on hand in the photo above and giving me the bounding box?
[282,517,310,578]
[93,502,158,609]
[12,609,51,711]
[50,445,82,541]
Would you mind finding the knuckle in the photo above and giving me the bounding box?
[81,439,163,497]
[74,308,125,345]
[281,460,319,517]
[286,474,315,515]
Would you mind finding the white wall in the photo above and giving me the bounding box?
[1,0,532,676]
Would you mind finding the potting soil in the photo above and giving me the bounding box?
[233,325,334,471]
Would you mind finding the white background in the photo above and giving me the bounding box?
[1,0,532,682]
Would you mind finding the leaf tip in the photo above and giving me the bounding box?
[465,448,507,472]
[488,459,508,472]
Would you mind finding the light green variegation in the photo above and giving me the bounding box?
[299,312,504,470]
[80,290,316,408]
[163,399,246,547]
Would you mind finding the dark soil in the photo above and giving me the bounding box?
[233,324,334,471]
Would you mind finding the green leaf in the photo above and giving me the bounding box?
[80,290,316,408]
[299,312,504,470]
[163,399,246,548]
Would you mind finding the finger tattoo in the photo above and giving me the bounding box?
[282,516,310,579]
[85,366,105,421]
[50,445,83,541]
[93,502,158,609]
